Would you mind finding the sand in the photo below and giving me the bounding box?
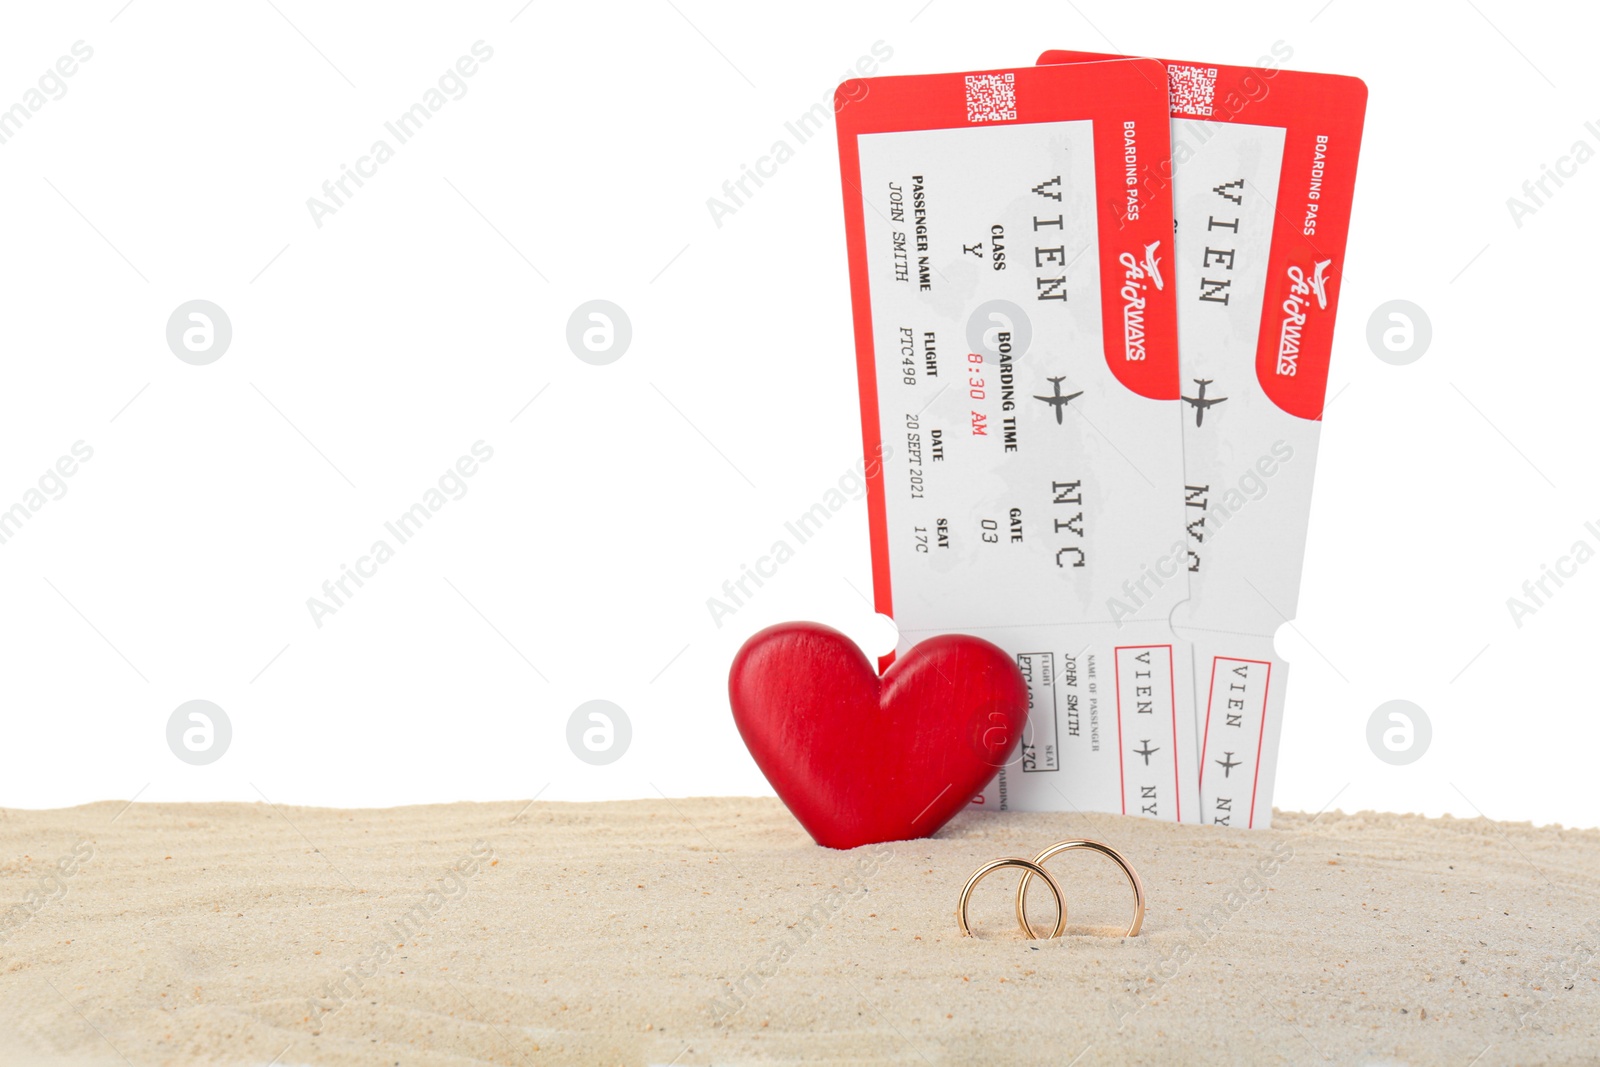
[0,797,1595,1066]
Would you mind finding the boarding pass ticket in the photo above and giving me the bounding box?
[1039,50,1368,826]
[835,60,1199,823]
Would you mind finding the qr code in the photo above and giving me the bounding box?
[1167,64,1219,117]
[965,73,1017,123]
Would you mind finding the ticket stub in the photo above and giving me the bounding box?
[1039,50,1368,826]
[834,60,1199,823]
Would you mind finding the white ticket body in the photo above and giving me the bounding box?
[835,62,1200,823]
[1170,115,1301,828]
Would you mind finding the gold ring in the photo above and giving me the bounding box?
[957,857,1066,939]
[1015,839,1145,939]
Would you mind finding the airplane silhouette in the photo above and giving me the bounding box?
[1181,378,1228,427]
[1141,240,1165,291]
[1133,739,1160,766]
[1215,751,1241,778]
[1310,259,1332,309]
[1034,377,1083,424]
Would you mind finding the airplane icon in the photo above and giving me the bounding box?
[1034,377,1083,424]
[1141,241,1165,291]
[1310,259,1332,309]
[1215,751,1241,778]
[1133,739,1160,766]
[1181,378,1228,427]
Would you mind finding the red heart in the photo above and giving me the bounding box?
[728,622,1028,850]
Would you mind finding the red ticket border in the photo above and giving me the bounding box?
[1197,655,1273,828]
[1038,50,1368,421]
[833,60,1182,662]
[1112,642,1180,822]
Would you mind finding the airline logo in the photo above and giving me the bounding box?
[1274,257,1332,377]
[1117,240,1165,362]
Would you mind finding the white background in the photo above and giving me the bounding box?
[1,0,1595,829]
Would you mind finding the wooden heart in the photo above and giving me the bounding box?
[728,622,1027,849]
